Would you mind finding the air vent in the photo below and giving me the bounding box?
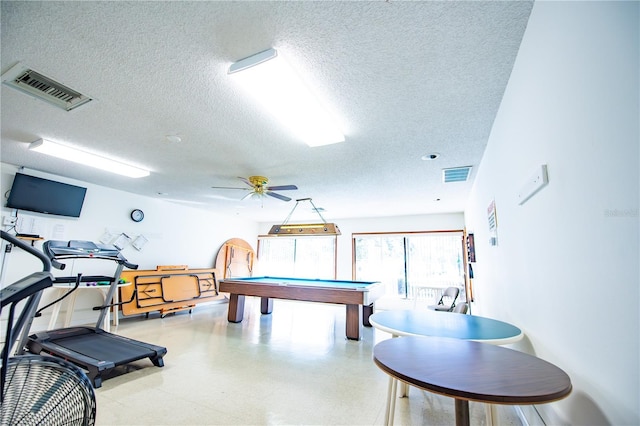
[1,63,92,111]
[443,166,472,183]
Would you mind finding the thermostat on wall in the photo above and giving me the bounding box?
[518,165,548,205]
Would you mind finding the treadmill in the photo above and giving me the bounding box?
[27,240,167,388]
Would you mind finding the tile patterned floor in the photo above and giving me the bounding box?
[94,297,524,425]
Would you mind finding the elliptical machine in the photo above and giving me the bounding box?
[0,230,96,425]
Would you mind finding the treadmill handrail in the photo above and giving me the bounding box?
[42,240,138,270]
[119,257,138,270]
[48,253,138,270]
[41,239,137,330]
[1,231,51,272]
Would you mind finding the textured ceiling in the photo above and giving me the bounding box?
[0,1,533,222]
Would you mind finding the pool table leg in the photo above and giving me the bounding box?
[346,304,361,340]
[227,294,245,322]
[260,297,273,314]
[362,303,374,326]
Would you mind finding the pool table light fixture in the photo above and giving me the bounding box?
[268,223,341,236]
[228,48,345,148]
[29,138,150,178]
[268,197,341,236]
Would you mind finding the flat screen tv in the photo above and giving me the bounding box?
[6,173,87,218]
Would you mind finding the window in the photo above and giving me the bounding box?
[353,231,466,302]
[257,236,337,279]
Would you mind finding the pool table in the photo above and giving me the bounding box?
[219,276,383,340]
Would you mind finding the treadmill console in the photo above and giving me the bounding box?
[45,240,120,257]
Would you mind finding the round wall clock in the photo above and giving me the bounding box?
[130,209,144,222]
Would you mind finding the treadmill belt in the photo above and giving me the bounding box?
[53,333,154,365]
[28,327,166,388]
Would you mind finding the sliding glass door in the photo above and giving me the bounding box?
[354,231,466,302]
[257,236,337,279]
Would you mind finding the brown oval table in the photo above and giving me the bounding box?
[373,336,572,426]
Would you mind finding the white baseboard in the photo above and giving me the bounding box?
[516,405,545,426]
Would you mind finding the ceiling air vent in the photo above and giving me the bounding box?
[1,63,92,111]
[442,166,472,183]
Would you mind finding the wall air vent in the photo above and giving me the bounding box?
[443,166,472,183]
[1,63,92,111]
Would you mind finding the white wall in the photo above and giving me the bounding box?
[464,2,638,425]
[1,162,259,330]
[258,212,465,280]
[3,160,464,331]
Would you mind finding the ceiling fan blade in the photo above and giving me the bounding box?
[266,191,292,202]
[238,177,254,187]
[266,185,298,191]
[211,186,252,190]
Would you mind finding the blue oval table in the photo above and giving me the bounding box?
[369,309,523,344]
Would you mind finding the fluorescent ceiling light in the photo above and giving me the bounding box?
[229,48,345,147]
[29,139,150,178]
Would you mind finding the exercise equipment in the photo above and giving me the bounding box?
[26,239,167,388]
[0,231,97,425]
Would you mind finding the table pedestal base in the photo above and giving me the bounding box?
[455,399,470,426]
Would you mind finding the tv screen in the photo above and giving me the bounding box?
[6,173,87,218]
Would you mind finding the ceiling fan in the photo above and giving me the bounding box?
[211,176,298,202]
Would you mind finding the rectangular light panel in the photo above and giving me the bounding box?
[29,139,150,178]
[229,48,344,148]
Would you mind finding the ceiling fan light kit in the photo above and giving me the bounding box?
[228,48,345,147]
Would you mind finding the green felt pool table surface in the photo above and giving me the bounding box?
[221,276,380,289]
